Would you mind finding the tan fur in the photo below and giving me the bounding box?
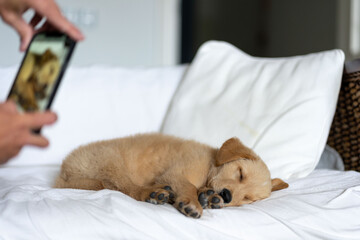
[55,133,288,218]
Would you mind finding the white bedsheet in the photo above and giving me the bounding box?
[0,166,359,240]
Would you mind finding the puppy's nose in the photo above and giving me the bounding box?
[219,188,232,203]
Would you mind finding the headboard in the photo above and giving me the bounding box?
[327,59,360,172]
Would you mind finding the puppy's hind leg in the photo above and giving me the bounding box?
[98,173,175,205]
[55,177,104,191]
[139,184,176,205]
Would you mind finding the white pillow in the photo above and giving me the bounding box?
[161,41,344,179]
[316,145,344,171]
[0,66,186,166]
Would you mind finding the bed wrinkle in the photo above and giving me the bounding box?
[267,170,360,198]
[194,221,247,239]
[138,206,197,239]
[267,187,356,201]
[242,205,304,240]
[325,186,360,207]
[280,218,355,240]
[0,187,127,203]
[284,211,360,240]
[257,198,360,239]
[26,201,50,240]
[231,205,303,240]
[279,196,356,212]
[108,201,198,240]
[173,213,245,240]
[85,209,158,240]
[264,188,360,214]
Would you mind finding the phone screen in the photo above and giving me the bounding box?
[8,32,76,113]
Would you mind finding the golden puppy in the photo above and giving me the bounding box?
[9,49,60,111]
[55,133,288,218]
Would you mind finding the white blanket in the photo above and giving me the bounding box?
[0,166,359,240]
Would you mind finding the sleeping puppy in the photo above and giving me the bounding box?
[55,133,288,218]
[9,49,60,111]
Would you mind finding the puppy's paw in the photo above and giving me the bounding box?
[144,185,176,205]
[198,188,224,209]
[176,197,203,218]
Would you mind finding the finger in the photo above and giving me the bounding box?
[29,0,84,41]
[20,111,58,129]
[1,11,33,51]
[24,133,49,148]
[29,12,43,28]
[48,15,84,41]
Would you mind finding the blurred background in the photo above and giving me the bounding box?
[0,0,358,67]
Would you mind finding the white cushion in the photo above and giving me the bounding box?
[316,145,344,171]
[0,65,186,166]
[161,41,344,179]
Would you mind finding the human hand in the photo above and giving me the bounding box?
[0,101,57,164]
[0,0,84,51]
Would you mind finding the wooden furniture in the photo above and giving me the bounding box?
[328,59,360,171]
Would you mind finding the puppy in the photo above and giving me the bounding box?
[55,133,288,218]
[9,49,60,111]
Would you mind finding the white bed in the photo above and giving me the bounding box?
[0,166,359,240]
[1,41,360,239]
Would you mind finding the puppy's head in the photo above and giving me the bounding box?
[208,137,288,207]
[36,49,60,86]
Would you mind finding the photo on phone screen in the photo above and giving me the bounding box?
[7,32,76,113]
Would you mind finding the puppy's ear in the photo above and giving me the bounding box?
[271,178,289,191]
[216,137,257,166]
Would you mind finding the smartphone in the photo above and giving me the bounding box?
[7,32,76,113]
[7,32,76,133]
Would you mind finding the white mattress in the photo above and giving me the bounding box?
[0,166,359,240]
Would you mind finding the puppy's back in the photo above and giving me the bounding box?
[55,133,215,189]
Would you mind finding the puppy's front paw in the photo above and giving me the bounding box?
[144,185,176,205]
[176,197,202,218]
[198,188,224,209]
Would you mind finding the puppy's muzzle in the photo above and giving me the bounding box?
[219,188,232,203]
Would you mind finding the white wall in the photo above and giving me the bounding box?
[0,0,180,67]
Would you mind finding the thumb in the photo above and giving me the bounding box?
[3,100,18,114]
